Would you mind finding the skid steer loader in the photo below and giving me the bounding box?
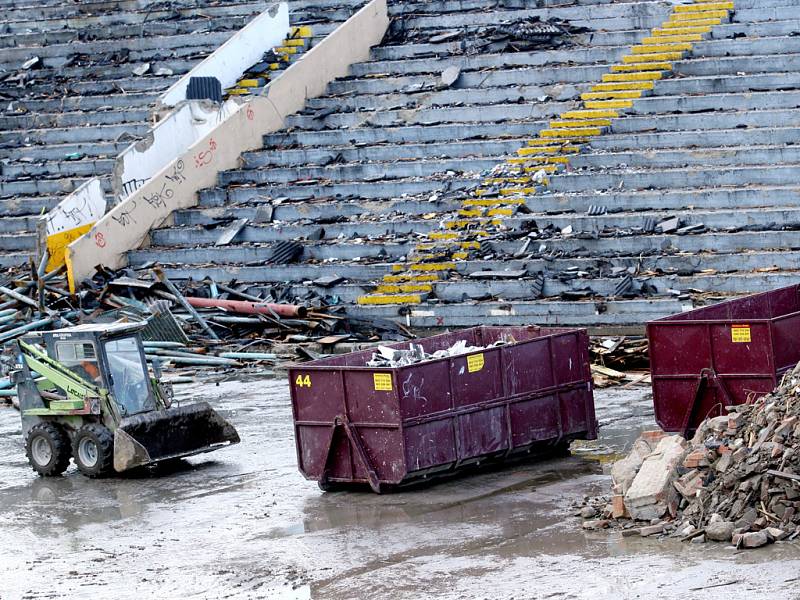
[8,322,239,477]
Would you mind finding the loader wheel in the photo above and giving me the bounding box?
[25,422,71,477]
[72,424,115,478]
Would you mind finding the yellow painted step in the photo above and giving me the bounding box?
[459,208,482,218]
[377,283,433,294]
[584,99,634,109]
[602,71,662,82]
[592,81,653,92]
[382,273,439,283]
[357,294,422,305]
[632,43,693,53]
[582,90,643,100]
[663,17,722,28]
[411,253,449,263]
[507,155,570,165]
[290,25,313,37]
[623,52,683,63]
[540,127,602,137]
[499,187,536,195]
[451,251,469,260]
[409,262,455,272]
[225,88,252,95]
[463,198,526,207]
[610,62,672,73]
[516,143,580,153]
[428,232,459,240]
[487,208,514,217]
[237,79,264,88]
[283,38,306,47]
[483,175,534,184]
[550,118,612,128]
[560,109,618,119]
[674,1,732,11]
[652,26,713,35]
[527,138,588,147]
[643,34,702,44]
[670,9,728,20]
[268,63,281,70]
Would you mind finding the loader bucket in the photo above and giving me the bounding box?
[113,402,240,472]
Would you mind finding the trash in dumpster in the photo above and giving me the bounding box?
[579,361,800,549]
[366,337,511,368]
[290,325,596,493]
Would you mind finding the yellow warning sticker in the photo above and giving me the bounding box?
[373,373,393,391]
[731,324,751,343]
[467,353,485,373]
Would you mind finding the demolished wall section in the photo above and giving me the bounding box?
[65,0,390,291]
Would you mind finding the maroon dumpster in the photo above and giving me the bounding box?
[648,284,800,437]
[289,325,596,493]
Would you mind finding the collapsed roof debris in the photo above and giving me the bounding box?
[385,16,590,53]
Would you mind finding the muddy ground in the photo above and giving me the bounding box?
[1,377,799,600]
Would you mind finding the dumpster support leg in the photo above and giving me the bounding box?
[320,415,382,494]
[680,368,734,439]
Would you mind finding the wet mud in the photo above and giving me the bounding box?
[1,379,799,599]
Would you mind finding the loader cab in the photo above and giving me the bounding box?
[44,323,157,419]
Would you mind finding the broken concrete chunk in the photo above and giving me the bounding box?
[132,62,151,76]
[741,531,770,548]
[656,217,678,234]
[705,521,734,542]
[625,435,688,521]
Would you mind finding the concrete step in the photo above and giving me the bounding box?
[134,224,800,269]
[549,163,800,194]
[219,155,495,186]
[281,270,800,303]
[1,157,116,180]
[130,247,800,287]
[174,197,462,227]
[1,122,150,146]
[0,108,151,131]
[149,204,800,249]
[0,196,58,217]
[179,184,800,228]
[287,99,576,131]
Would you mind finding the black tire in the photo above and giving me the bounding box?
[72,423,115,478]
[25,422,71,477]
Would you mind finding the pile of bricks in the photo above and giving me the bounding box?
[580,363,800,548]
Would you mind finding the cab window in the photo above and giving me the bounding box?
[55,341,102,384]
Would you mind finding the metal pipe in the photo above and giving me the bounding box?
[0,313,20,326]
[185,297,307,318]
[0,309,18,318]
[218,352,278,360]
[141,341,187,349]
[146,349,210,359]
[0,285,39,310]
[145,354,238,366]
[0,317,54,343]
[0,389,17,397]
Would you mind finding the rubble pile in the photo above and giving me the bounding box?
[581,364,800,548]
[589,336,649,388]
[0,262,411,391]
